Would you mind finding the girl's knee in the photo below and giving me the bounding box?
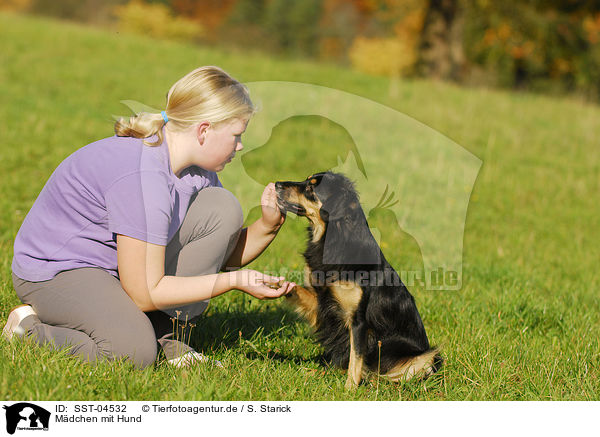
[97,320,158,369]
[127,337,157,369]
[191,187,243,231]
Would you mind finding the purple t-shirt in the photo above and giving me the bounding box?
[12,131,222,282]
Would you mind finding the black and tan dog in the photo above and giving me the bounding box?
[275,172,442,388]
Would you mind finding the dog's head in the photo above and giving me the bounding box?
[275,172,362,236]
[275,172,381,264]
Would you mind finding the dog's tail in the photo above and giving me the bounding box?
[379,348,443,382]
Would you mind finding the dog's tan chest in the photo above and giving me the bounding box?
[329,281,363,328]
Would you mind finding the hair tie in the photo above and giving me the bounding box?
[161,110,169,124]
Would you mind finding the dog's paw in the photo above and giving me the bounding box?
[344,374,359,390]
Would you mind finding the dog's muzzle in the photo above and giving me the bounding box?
[275,182,307,216]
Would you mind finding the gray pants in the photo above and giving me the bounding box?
[11,187,243,369]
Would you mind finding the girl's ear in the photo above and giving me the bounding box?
[196,122,211,145]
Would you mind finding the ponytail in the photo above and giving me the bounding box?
[114,112,167,146]
[114,66,255,147]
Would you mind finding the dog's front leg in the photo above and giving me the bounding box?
[345,326,364,389]
[285,286,319,328]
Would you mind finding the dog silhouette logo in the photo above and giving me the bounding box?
[3,403,50,434]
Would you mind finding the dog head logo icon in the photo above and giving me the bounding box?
[3,403,50,434]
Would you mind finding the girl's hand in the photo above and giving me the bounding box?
[260,183,285,231]
[233,270,296,300]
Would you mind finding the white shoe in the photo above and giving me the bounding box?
[167,351,223,368]
[2,304,38,341]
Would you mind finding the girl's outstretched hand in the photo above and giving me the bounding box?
[233,270,296,300]
[260,183,285,231]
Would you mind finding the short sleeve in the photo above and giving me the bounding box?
[105,171,172,245]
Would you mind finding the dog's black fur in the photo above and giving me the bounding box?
[275,172,441,384]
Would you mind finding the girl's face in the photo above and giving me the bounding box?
[198,118,248,172]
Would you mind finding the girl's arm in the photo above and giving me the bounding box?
[117,234,294,312]
[223,183,285,269]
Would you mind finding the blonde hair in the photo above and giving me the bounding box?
[114,66,255,146]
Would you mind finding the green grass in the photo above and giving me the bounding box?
[1,12,599,401]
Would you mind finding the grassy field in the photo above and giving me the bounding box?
[0,12,599,401]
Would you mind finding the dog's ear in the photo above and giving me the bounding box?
[322,216,381,265]
[321,197,381,265]
[316,172,360,222]
[319,194,356,222]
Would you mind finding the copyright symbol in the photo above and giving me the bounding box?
[142,405,150,413]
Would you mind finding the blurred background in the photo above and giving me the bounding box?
[2,0,600,101]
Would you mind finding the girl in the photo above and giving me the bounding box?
[3,66,295,368]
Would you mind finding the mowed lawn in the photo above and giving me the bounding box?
[0,12,598,401]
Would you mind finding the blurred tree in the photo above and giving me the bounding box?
[27,0,128,24]
[417,0,466,81]
[288,0,323,56]
[348,0,425,95]
[114,0,203,42]
[319,0,362,60]
[348,36,411,77]
[221,0,275,53]
[228,0,266,24]
[221,0,323,57]
[462,0,600,97]
[14,0,600,100]
[263,0,322,56]
[263,0,293,51]
[171,0,236,40]
[0,0,33,12]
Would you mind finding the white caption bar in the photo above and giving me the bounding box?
[0,401,596,436]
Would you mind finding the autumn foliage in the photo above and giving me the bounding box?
[114,0,203,41]
[4,0,600,99]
